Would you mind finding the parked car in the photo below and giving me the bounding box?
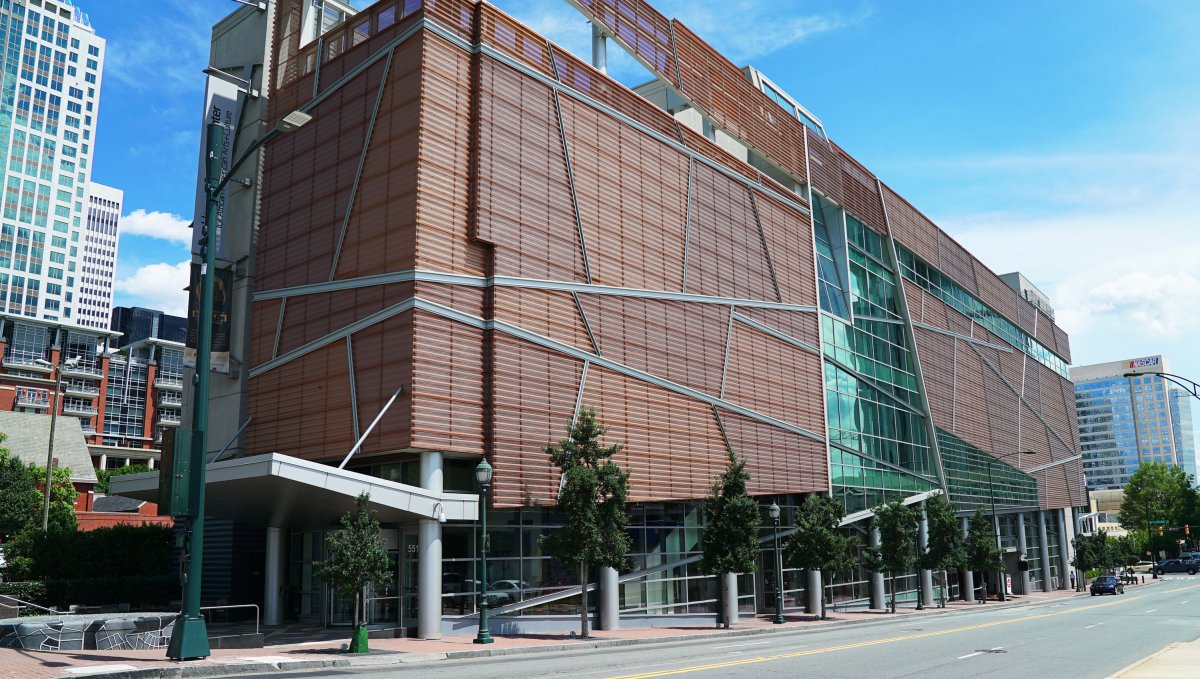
[1131,560,1155,574]
[1090,575,1125,596]
[1153,559,1198,575]
[486,579,531,604]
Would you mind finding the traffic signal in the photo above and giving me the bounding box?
[1158,525,1165,537]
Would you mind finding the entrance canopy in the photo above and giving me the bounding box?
[108,453,478,528]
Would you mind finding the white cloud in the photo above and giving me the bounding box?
[104,6,214,95]
[121,209,192,245]
[115,261,190,317]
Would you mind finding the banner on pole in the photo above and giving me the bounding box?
[190,75,242,261]
[184,263,232,374]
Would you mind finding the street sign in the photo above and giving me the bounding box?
[1149,519,1168,525]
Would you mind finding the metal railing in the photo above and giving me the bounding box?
[0,593,59,615]
[199,603,260,636]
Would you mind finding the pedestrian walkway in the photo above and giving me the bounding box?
[0,586,1092,679]
[1109,639,1200,678]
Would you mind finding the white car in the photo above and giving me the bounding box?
[486,580,531,604]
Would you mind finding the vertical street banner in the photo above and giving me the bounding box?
[191,75,243,261]
[184,263,232,374]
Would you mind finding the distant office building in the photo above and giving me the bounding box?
[78,182,121,330]
[0,1,107,323]
[110,305,186,345]
[1072,355,1197,489]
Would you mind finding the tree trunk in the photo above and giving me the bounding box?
[819,572,827,620]
[889,573,897,613]
[580,561,590,639]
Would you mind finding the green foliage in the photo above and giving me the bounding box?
[1072,531,1104,573]
[921,493,965,572]
[540,409,631,638]
[0,580,48,607]
[785,494,859,619]
[964,508,1002,573]
[0,442,42,540]
[700,451,760,578]
[0,436,76,537]
[46,576,177,609]
[5,523,172,581]
[95,464,151,493]
[861,500,920,613]
[1119,462,1197,532]
[317,493,394,633]
[1112,534,1143,568]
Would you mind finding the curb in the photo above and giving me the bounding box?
[55,593,1092,678]
[1105,641,1180,679]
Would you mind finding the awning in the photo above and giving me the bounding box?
[108,453,478,528]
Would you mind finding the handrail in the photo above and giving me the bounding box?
[0,593,59,615]
[199,603,259,635]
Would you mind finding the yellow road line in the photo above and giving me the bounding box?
[606,596,1142,679]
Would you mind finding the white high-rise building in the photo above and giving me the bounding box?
[78,180,118,329]
[0,0,106,324]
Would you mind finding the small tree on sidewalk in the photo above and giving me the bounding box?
[786,494,859,619]
[318,493,394,653]
[541,408,631,639]
[862,499,920,613]
[964,508,1002,601]
[920,493,965,604]
[699,450,760,628]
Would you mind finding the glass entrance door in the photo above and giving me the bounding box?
[287,530,324,623]
[401,529,419,627]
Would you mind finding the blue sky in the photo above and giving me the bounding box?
[95,1,1200,383]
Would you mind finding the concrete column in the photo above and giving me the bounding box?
[264,527,283,626]
[961,516,975,602]
[869,524,885,610]
[1038,510,1053,592]
[1016,512,1030,595]
[98,454,107,470]
[993,513,1005,597]
[919,504,934,607]
[723,573,738,627]
[418,451,444,639]
[806,570,823,616]
[591,23,607,74]
[599,566,620,630]
[1057,508,1072,590]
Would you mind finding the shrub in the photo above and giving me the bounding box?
[0,580,48,606]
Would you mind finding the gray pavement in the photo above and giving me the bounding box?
[250,574,1200,679]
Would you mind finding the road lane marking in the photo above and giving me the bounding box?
[1145,609,1158,613]
[1084,624,1101,629]
[957,652,981,659]
[606,596,1143,679]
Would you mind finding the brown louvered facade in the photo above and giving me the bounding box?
[246,0,1082,517]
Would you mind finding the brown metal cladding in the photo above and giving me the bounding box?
[569,0,678,88]
[735,308,820,349]
[723,322,825,436]
[685,161,777,301]
[676,124,760,183]
[411,309,486,455]
[936,231,978,297]
[473,56,587,282]
[1052,325,1072,364]
[1033,309,1058,356]
[246,336,365,463]
[415,281,487,317]
[558,94,690,291]
[881,183,938,266]
[549,44,679,140]
[580,364,729,503]
[718,409,828,496]
[489,333,584,507]
[837,149,887,234]
[912,326,955,432]
[805,129,843,204]
[478,3,555,78]
[275,283,413,358]
[670,21,806,183]
[345,312,416,456]
[415,34,489,276]
[972,259,1019,325]
[493,287,594,353]
[754,194,817,306]
[575,294,730,396]
[249,298,282,367]
[977,345,1020,458]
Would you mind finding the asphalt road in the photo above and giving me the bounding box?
[255,574,1200,679]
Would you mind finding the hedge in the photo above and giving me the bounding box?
[46,575,178,609]
[0,580,47,606]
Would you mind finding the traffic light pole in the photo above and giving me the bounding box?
[167,123,223,661]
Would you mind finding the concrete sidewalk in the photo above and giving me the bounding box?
[1108,639,1200,678]
[0,586,1097,679]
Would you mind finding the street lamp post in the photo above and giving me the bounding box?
[474,458,494,644]
[985,461,1006,602]
[34,355,79,532]
[769,502,785,624]
[168,109,312,662]
[915,530,925,611]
